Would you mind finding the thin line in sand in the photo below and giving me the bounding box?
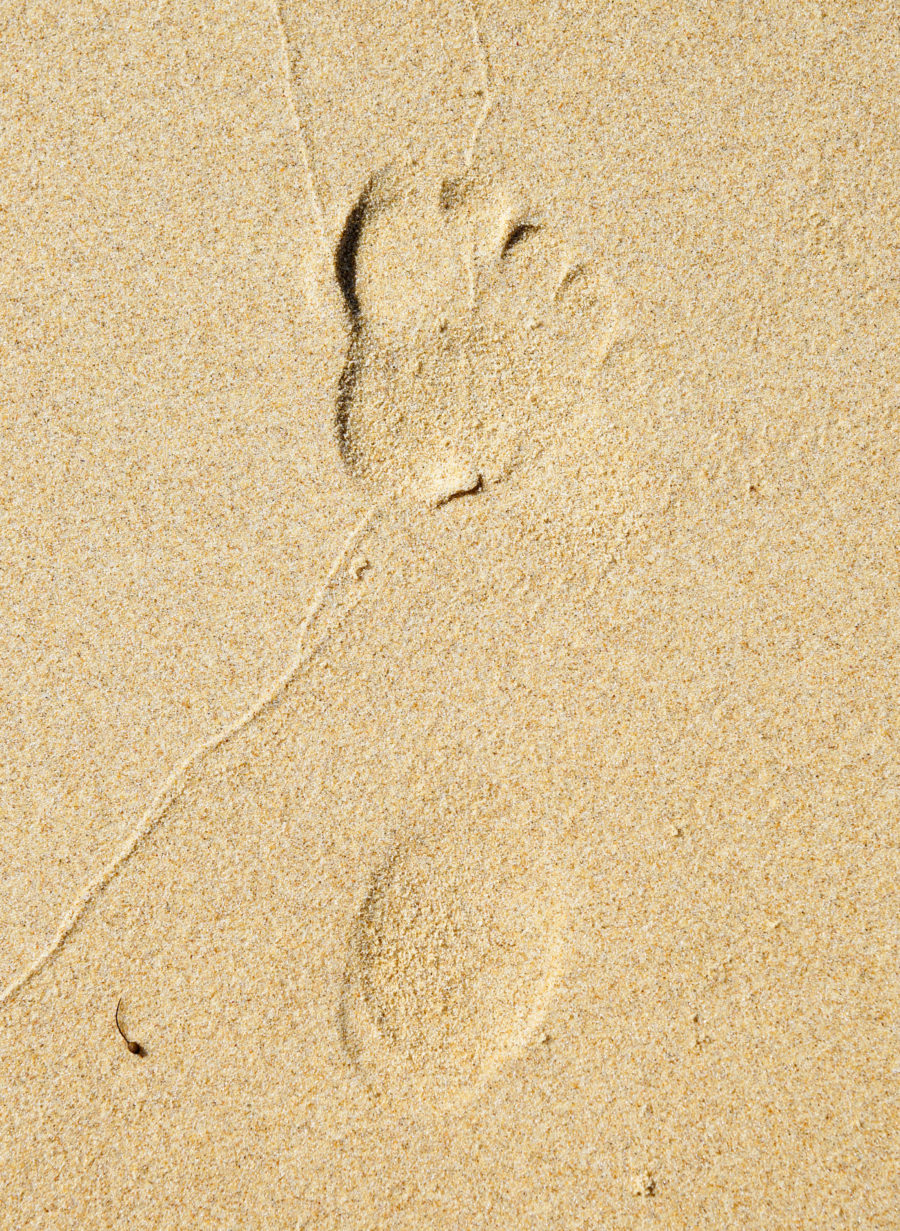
[272,0,329,252]
[0,506,381,1010]
[462,0,495,172]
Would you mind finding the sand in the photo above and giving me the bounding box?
[0,1,897,1227]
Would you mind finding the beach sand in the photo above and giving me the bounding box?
[1,1,897,1226]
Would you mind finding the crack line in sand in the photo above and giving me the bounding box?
[272,0,329,253]
[0,506,382,1010]
[462,0,494,172]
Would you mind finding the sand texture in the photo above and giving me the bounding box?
[1,1,898,1227]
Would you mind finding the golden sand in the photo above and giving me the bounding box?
[1,2,897,1226]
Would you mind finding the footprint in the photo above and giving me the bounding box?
[324,169,613,1112]
[332,161,618,504]
[338,774,570,1115]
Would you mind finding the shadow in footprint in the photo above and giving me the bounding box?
[334,181,372,463]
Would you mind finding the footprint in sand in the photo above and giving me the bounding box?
[337,778,570,1114]
[331,160,618,506]
[326,163,618,1110]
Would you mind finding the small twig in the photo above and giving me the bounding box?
[115,998,145,1057]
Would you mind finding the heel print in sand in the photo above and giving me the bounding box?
[338,782,569,1114]
[332,161,618,504]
